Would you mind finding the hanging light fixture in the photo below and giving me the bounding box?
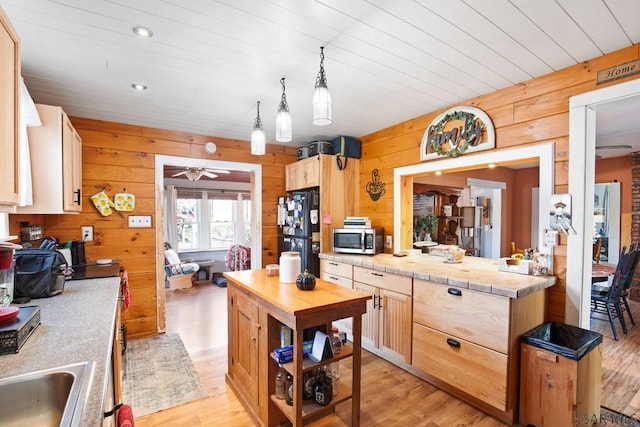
[251,101,266,155]
[276,77,292,142]
[313,46,332,126]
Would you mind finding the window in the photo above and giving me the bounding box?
[175,190,251,251]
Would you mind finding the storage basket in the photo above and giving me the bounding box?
[308,140,332,156]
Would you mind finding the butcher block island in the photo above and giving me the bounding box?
[319,252,556,425]
[223,269,370,427]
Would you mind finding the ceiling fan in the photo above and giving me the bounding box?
[171,167,230,181]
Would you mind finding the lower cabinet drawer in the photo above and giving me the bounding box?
[321,272,352,289]
[413,279,509,353]
[412,323,508,411]
[320,259,353,278]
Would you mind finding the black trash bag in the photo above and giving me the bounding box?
[522,322,603,361]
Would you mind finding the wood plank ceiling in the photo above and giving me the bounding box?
[2,0,640,157]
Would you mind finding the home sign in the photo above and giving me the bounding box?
[420,106,495,161]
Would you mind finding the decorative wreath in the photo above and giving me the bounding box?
[431,111,484,158]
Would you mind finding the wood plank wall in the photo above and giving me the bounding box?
[10,121,296,338]
[357,44,640,323]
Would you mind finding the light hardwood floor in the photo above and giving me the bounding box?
[134,281,638,426]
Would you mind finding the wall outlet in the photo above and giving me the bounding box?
[128,215,152,228]
[385,235,393,249]
[544,229,559,247]
[81,225,93,241]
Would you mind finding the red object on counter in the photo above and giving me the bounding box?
[0,250,13,269]
[0,307,19,323]
[117,404,135,427]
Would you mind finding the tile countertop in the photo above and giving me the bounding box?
[1,277,120,427]
[319,252,557,298]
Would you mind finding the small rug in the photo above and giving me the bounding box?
[122,334,208,417]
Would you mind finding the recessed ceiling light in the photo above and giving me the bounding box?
[133,26,153,38]
[435,171,443,176]
[488,163,497,168]
[131,83,147,91]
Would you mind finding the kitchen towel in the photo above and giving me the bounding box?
[120,269,131,312]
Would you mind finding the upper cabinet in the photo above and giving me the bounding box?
[286,154,360,252]
[18,104,82,214]
[0,6,20,212]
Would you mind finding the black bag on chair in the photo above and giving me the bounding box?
[14,249,68,299]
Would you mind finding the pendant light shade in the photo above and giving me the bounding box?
[313,46,332,126]
[251,101,266,155]
[276,77,292,142]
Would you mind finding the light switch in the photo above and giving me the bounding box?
[128,215,152,228]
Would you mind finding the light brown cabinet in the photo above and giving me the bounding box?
[412,278,545,424]
[286,154,359,252]
[227,285,263,414]
[353,266,412,365]
[285,155,320,191]
[320,259,354,336]
[18,104,82,214]
[0,6,20,211]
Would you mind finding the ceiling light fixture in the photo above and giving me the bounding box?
[131,83,147,91]
[184,170,202,181]
[132,26,153,38]
[488,163,497,168]
[276,77,292,142]
[251,101,266,155]
[313,46,332,126]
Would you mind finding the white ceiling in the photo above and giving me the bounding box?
[2,0,640,156]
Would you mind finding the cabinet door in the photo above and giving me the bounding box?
[229,289,260,407]
[0,7,20,209]
[285,157,319,191]
[379,289,412,364]
[353,281,378,348]
[62,112,82,212]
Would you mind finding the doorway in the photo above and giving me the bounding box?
[568,78,640,328]
[154,154,263,333]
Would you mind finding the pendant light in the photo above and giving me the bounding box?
[251,101,266,155]
[276,77,292,142]
[313,46,332,126]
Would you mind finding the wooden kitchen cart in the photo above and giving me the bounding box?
[224,269,370,426]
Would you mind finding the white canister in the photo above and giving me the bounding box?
[279,251,301,283]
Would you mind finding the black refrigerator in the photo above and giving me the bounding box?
[277,189,320,277]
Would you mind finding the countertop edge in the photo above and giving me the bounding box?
[319,252,556,298]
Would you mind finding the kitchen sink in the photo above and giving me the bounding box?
[0,361,95,427]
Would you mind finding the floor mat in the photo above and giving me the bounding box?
[122,334,208,418]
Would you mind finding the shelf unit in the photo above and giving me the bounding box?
[270,345,354,423]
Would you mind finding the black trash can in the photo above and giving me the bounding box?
[519,322,603,427]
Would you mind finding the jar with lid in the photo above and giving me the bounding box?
[279,251,301,283]
[275,365,287,400]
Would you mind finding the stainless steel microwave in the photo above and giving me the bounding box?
[333,228,384,255]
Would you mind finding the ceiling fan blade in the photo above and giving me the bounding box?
[205,169,230,174]
[201,171,219,179]
[172,171,188,177]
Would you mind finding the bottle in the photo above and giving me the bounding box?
[275,365,286,400]
[313,370,332,406]
[328,327,341,397]
[303,369,317,400]
[285,373,294,406]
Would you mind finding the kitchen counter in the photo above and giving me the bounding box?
[319,252,556,298]
[1,277,120,427]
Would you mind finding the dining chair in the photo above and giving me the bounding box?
[590,244,640,340]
